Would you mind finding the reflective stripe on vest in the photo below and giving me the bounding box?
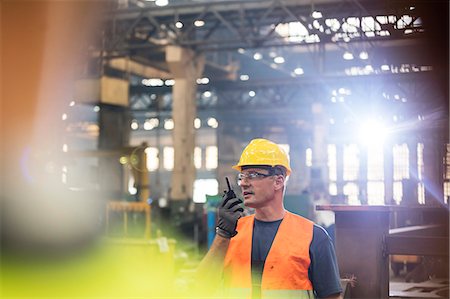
[223,211,314,299]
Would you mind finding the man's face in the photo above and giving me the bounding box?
[238,167,276,208]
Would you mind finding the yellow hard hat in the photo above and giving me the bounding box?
[232,138,291,175]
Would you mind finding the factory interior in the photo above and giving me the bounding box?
[1,0,449,298]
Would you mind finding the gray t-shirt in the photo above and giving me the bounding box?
[251,218,342,298]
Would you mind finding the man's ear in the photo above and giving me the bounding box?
[274,175,285,191]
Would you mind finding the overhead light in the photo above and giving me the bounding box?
[207,117,218,129]
[93,105,100,112]
[274,56,285,64]
[343,51,354,60]
[240,74,249,81]
[365,65,374,72]
[175,21,183,29]
[203,91,212,97]
[142,78,164,86]
[269,51,277,58]
[62,144,68,152]
[249,91,256,97]
[359,51,369,60]
[196,77,209,84]
[253,53,262,60]
[131,120,139,130]
[270,63,278,69]
[194,20,205,27]
[165,79,175,86]
[294,67,304,75]
[312,11,323,19]
[194,118,201,129]
[238,48,245,54]
[164,119,174,130]
[144,120,154,131]
[62,113,67,121]
[69,101,75,107]
[381,64,390,71]
[155,0,168,6]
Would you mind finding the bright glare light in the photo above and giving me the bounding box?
[359,51,369,60]
[62,113,67,121]
[93,105,100,112]
[165,79,175,86]
[249,91,256,97]
[240,74,249,81]
[381,64,390,71]
[194,118,201,129]
[203,91,212,97]
[131,120,139,130]
[207,117,218,128]
[343,51,354,60]
[359,120,388,145]
[175,21,183,28]
[294,67,304,75]
[253,53,262,60]
[164,119,174,130]
[155,0,168,6]
[312,11,323,19]
[196,77,209,84]
[69,101,75,106]
[143,120,154,130]
[194,20,205,27]
[274,56,285,64]
[238,48,245,54]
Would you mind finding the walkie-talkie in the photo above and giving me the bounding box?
[224,177,236,204]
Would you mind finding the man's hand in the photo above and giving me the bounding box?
[216,189,243,238]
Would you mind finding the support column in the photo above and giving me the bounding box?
[166,46,205,202]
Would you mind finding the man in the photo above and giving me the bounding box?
[197,139,342,299]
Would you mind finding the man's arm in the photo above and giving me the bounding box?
[195,235,230,293]
[195,185,243,295]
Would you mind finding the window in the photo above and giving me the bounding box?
[392,143,409,204]
[417,143,424,181]
[393,144,409,180]
[329,182,337,196]
[367,181,385,205]
[194,147,202,169]
[417,143,425,204]
[205,146,218,170]
[367,145,384,181]
[367,145,384,204]
[163,147,174,170]
[328,144,337,196]
[306,148,312,167]
[278,144,290,156]
[193,179,218,203]
[344,182,359,205]
[343,144,359,181]
[145,147,159,171]
[393,181,403,204]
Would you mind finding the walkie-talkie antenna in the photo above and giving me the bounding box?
[226,177,232,191]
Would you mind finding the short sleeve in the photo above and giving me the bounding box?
[308,224,342,298]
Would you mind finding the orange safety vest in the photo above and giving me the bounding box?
[223,211,314,299]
